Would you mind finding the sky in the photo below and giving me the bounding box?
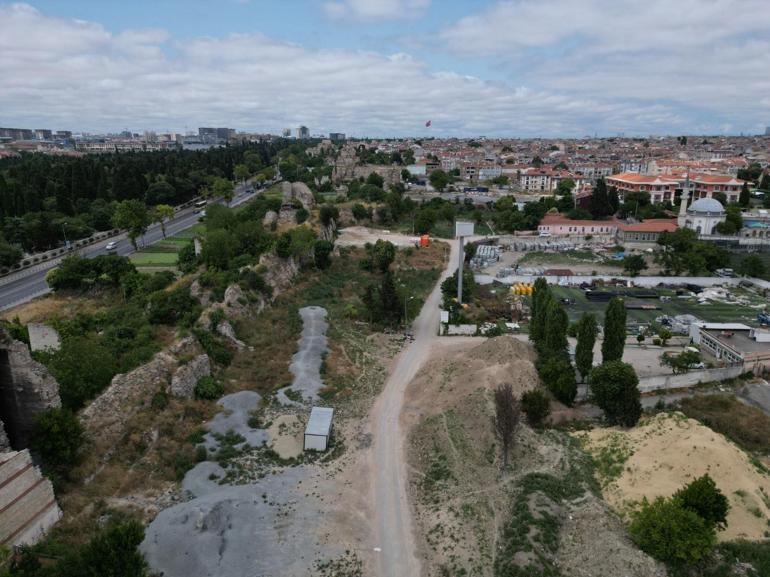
[1,0,770,137]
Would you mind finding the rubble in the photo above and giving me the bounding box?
[169,354,211,398]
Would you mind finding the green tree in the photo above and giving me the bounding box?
[575,312,598,381]
[715,205,743,235]
[112,199,150,250]
[379,271,402,326]
[234,163,250,183]
[589,178,612,219]
[739,182,750,207]
[429,169,450,192]
[737,254,767,278]
[68,519,149,577]
[675,474,730,530]
[630,496,716,568]
[555,177,575,195]
[202,229,237,269]
[543,300,569,359]
[370,239,396,273]
[658,327,672,346]
[352,203,370,221]
[313,239,334,269]
[539,357,577,405]
[661,350,701,374]
[319,205,340,227]
[0,242,22,267]
[153,204,174,238]
[528,277,550,345]
[31,408,84,476]
[759,173,770,192]
[521,389,551,427]
[366,172,385,188]
[590,360,641,426]
[623,254,648,277]
[601,297,626,363]
[212,177,234,205]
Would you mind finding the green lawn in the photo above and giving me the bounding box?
[540,285,766,327]
[129,252,179,266]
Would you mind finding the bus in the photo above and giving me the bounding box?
[194,199,207,212]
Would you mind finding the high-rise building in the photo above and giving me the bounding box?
[296,126,310,139]
[765,126,770,136]
[216,127,235,141]
[34,129,52,140]
[282,128,291,138]
[329,132,345,141]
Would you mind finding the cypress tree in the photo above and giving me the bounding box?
[379,271,402,327]
[529,277,549,344]
[544,299,568,359]
[589,178,611,219]
[602,297,627,363]
[575,312,598,381]
[739,182,750,207]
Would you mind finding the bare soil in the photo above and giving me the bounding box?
[405,336,665,577]
[579,412,770,541]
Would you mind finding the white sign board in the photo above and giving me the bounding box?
[440,310,450,323]
[455,221,475,238]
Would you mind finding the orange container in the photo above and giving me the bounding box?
[420,234,430,247]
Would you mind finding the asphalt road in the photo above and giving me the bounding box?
[0,183,259,311]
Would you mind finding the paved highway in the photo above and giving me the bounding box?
[0,183,260,312]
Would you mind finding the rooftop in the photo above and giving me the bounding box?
[703,328,770,355]
[688,197,725,214]
[305,406,334,436]
[608,172,679,185]
[618,219,678,233]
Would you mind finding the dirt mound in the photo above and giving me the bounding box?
[579,412,770,541]
[404,336,539,421]
[405,336,663,577]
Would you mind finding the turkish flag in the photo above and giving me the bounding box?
[425,120,432,127]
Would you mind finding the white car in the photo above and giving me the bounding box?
[105,241,118,251]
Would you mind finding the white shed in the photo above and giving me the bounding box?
[304,407,334,451]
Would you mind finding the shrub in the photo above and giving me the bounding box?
[177,241,199,273]
[630,496,716,568]
[538,357,577,405]
[195,376,224,400]
[295,207,309,224]
[314,240,334,270]
[31,408,84,476]
[146,285,200,326]
[675,474,729,530]
[194,328,233,366]
[521,389,551,426]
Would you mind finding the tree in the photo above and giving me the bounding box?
[661,350,700,374]
[657,327,672,346]
[319,205,340,227]
[555,178,575,195]
[629,496,716,568]
[759,173,770,192]
[112,199,150,249]
[521,389,551,427]
[379,271,402,326]
[366,172,384,188]
[575,313,598,381]
[493,383,521,468]
[588,178,612,219]
[0,241,22,267]
[602,297,626,363]
[429,169,450,192]
[538,357,577,406]
[737,254,766,278]
[153,204,174,238]
[234,163,250,183]
[739,182,751,207]
[314,239,334,269]
[370,239,396,273]
[352,203,370,221]
[31,408,84,476]
[715,205,743,235]
[212,177,234,205]
[543,300,569,359]
[623,254,648,277]
[590,360,642,426]
[202,229,237,269]
[529,277,550,345]
[675,474,729,530]
[67,519,149,577]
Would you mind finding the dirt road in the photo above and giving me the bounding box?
[370,238,459,577]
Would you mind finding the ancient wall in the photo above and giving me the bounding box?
[0,450,61,547]
[0,330,61,450]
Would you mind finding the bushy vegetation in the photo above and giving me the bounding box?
[31,408,84,478]
[589,360,641,427]
[521,388,551,427]
[630,475,729,571]
[194,375,224,400]
[679,394,770,454]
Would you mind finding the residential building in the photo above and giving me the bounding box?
[607,172,679,204]
[690,174,744,203]
[296,126,310,139]
[34,129,52,140]
[329,133,345,141]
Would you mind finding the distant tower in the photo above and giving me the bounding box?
[678,173,690,228]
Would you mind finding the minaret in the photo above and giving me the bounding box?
[677,172,690,227]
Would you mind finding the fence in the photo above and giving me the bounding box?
[637,366,745,393]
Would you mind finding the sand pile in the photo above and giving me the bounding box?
[405,336,539,418]
[580,412,770,541]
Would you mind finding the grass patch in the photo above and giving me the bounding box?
[679,394,770,455]
[129,252,179,266]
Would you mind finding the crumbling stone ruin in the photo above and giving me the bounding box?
[0,450,61,548]
[0,329,61,451]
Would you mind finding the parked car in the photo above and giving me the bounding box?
[105,241,118,252]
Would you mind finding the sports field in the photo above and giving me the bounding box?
[129,226,201,270]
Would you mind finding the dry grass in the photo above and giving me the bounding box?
[679,394,770,455]
[1,291,113,323]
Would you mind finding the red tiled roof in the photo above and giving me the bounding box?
[540,213,618,227]
[617,219,678,232]
[608,172,678,185]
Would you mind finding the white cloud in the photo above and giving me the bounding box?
[0,2,763,136]
[322,0,430,21]
[436,0,770,134]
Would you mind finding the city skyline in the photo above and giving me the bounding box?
[2,1,770,137]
